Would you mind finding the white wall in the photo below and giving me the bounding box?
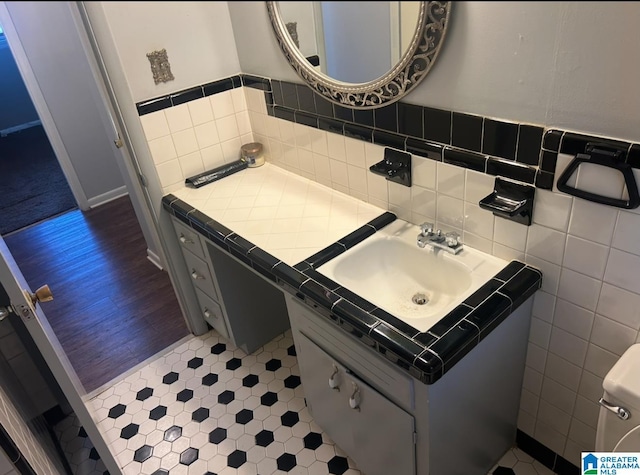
[232,1,640,143]
[98,2,240,103]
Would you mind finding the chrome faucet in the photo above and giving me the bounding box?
[417,222,463,255]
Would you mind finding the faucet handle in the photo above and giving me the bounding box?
[420,222,434,236]
[445,231,461,247]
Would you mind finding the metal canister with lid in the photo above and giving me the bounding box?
[240,142,265,168]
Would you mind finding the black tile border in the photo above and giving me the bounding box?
[162,193,542,386]
[136,74,640,195]
[516,430,579,475]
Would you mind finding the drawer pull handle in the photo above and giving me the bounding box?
[329,365,340,391]
[191,270,205,280]
[599,398,631,420]
[179,234,194,244]
[349,382,360,411]
[203,308,215,319]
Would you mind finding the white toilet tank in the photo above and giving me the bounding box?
[596,343,640,452]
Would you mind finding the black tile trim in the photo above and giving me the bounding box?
[343,123,373,143]
[333,287,377,313]
[486,157,537,184]
[406,137,443,161]
[171,86,204,106]
[337,226,376,250]
[295,110,318,128]
[516,124,544,166]
[542,129,563,152]
[274,106,296,122]
[169,199,542,386]
[303,242,346,269]
[428,320,480,372]
[515,430,580,474]
[299,280,341,310]
[203,77,235,97]
[443,147,487,173]
[241,74,272,91]
[136,96,172,116]
[142,75,640,201]
[535,169,554,190]
[373,130,406,150]
[366,211,397,230]
[540,150,558,173]
[332,299,380,331]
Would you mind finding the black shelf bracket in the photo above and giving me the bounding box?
[480,177,535,226]
[556,143,640,209]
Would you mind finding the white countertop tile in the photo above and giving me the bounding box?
[171,163,387,266]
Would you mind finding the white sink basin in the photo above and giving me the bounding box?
[317,220,508,333]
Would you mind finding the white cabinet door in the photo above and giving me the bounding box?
[296,331,416,475]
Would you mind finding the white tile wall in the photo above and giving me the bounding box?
[140,86,640,468]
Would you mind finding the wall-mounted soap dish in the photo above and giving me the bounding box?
[369,148,412,187]
[479,177,535,226]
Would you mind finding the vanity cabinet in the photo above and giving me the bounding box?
[287,294,415,475]
[172,217,229,338]
[170,216,290,354]
[295,329,416,475]
[285,292,534,475]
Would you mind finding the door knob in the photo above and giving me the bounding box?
[28,285,54,304]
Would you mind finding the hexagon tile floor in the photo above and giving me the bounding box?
[62,328,560,475]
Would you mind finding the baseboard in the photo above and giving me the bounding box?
[516,430,579,475]
[146,248,164,270]
[87,186,128,208]
[0,120,42,137]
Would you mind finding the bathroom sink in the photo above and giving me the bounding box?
[316,219,508,333]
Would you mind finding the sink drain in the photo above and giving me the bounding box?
[412,292,429,305]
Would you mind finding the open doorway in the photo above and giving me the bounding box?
[0,18,189,395]
[0,28,77,235]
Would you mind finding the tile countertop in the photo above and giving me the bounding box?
[162,163,542,385]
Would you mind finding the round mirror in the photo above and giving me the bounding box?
[266,1,451,109]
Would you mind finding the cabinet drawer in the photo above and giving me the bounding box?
[195,288,229,339]
[173,218,205,260]
[182,248,218,300]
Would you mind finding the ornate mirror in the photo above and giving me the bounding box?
[266,1,451,109]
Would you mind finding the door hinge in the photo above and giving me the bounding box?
[138,173,148,187]
[413,432,417,445]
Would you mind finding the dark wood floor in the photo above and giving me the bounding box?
[3,196,189,394]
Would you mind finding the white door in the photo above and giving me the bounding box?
[0,237,122,475]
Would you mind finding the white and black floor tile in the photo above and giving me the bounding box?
[53,413,108,475]
[54,328,559,475]
[490,448,557,475]
[87,329,361,475]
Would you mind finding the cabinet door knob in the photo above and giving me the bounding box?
[191,270,205,280]
[329,364,340,391]
[179,234,194,244]
[203,308,211,319]
[349,382,360,411]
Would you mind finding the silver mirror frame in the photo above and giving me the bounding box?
[266,1,451,109]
